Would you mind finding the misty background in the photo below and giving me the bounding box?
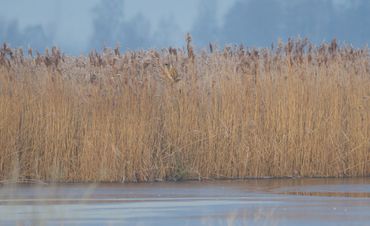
[0,0,369,54]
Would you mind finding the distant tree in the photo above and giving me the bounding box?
[117,14,152,50]
[152,16,181,48]
[192,0,220,47]
[90,0,125,49]
[0,19,52,52]
[90,0,152,50]
[281,0,334,42]
[221,0,283,46]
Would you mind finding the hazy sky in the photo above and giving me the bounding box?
[0,0,369,54]
[0,0,235,53]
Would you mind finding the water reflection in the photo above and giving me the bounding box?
[0,178,369,226]
[281,191,370,198]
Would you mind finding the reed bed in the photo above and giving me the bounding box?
[0,38,369,182]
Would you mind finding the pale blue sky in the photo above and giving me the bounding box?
[0,0,235,53]
[0,0,369,54]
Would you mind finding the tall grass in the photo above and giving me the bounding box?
[0,38,369,182]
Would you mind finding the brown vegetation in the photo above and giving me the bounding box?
[0,37,369,182]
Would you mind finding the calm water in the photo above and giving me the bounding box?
[0,178,369,226]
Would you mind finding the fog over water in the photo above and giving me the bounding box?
[0,0,369,54]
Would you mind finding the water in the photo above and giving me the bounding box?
[0,178,369,226]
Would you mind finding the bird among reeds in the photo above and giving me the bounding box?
[161,62,181,83]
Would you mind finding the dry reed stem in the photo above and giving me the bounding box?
[0,38,369,182]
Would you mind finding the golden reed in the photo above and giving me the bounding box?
[0,38,369,182]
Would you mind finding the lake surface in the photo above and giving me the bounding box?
[0,178,369,226]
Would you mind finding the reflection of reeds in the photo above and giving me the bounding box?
[0,38,369,182]
[0,181,98,225]
[202,209,278,226]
